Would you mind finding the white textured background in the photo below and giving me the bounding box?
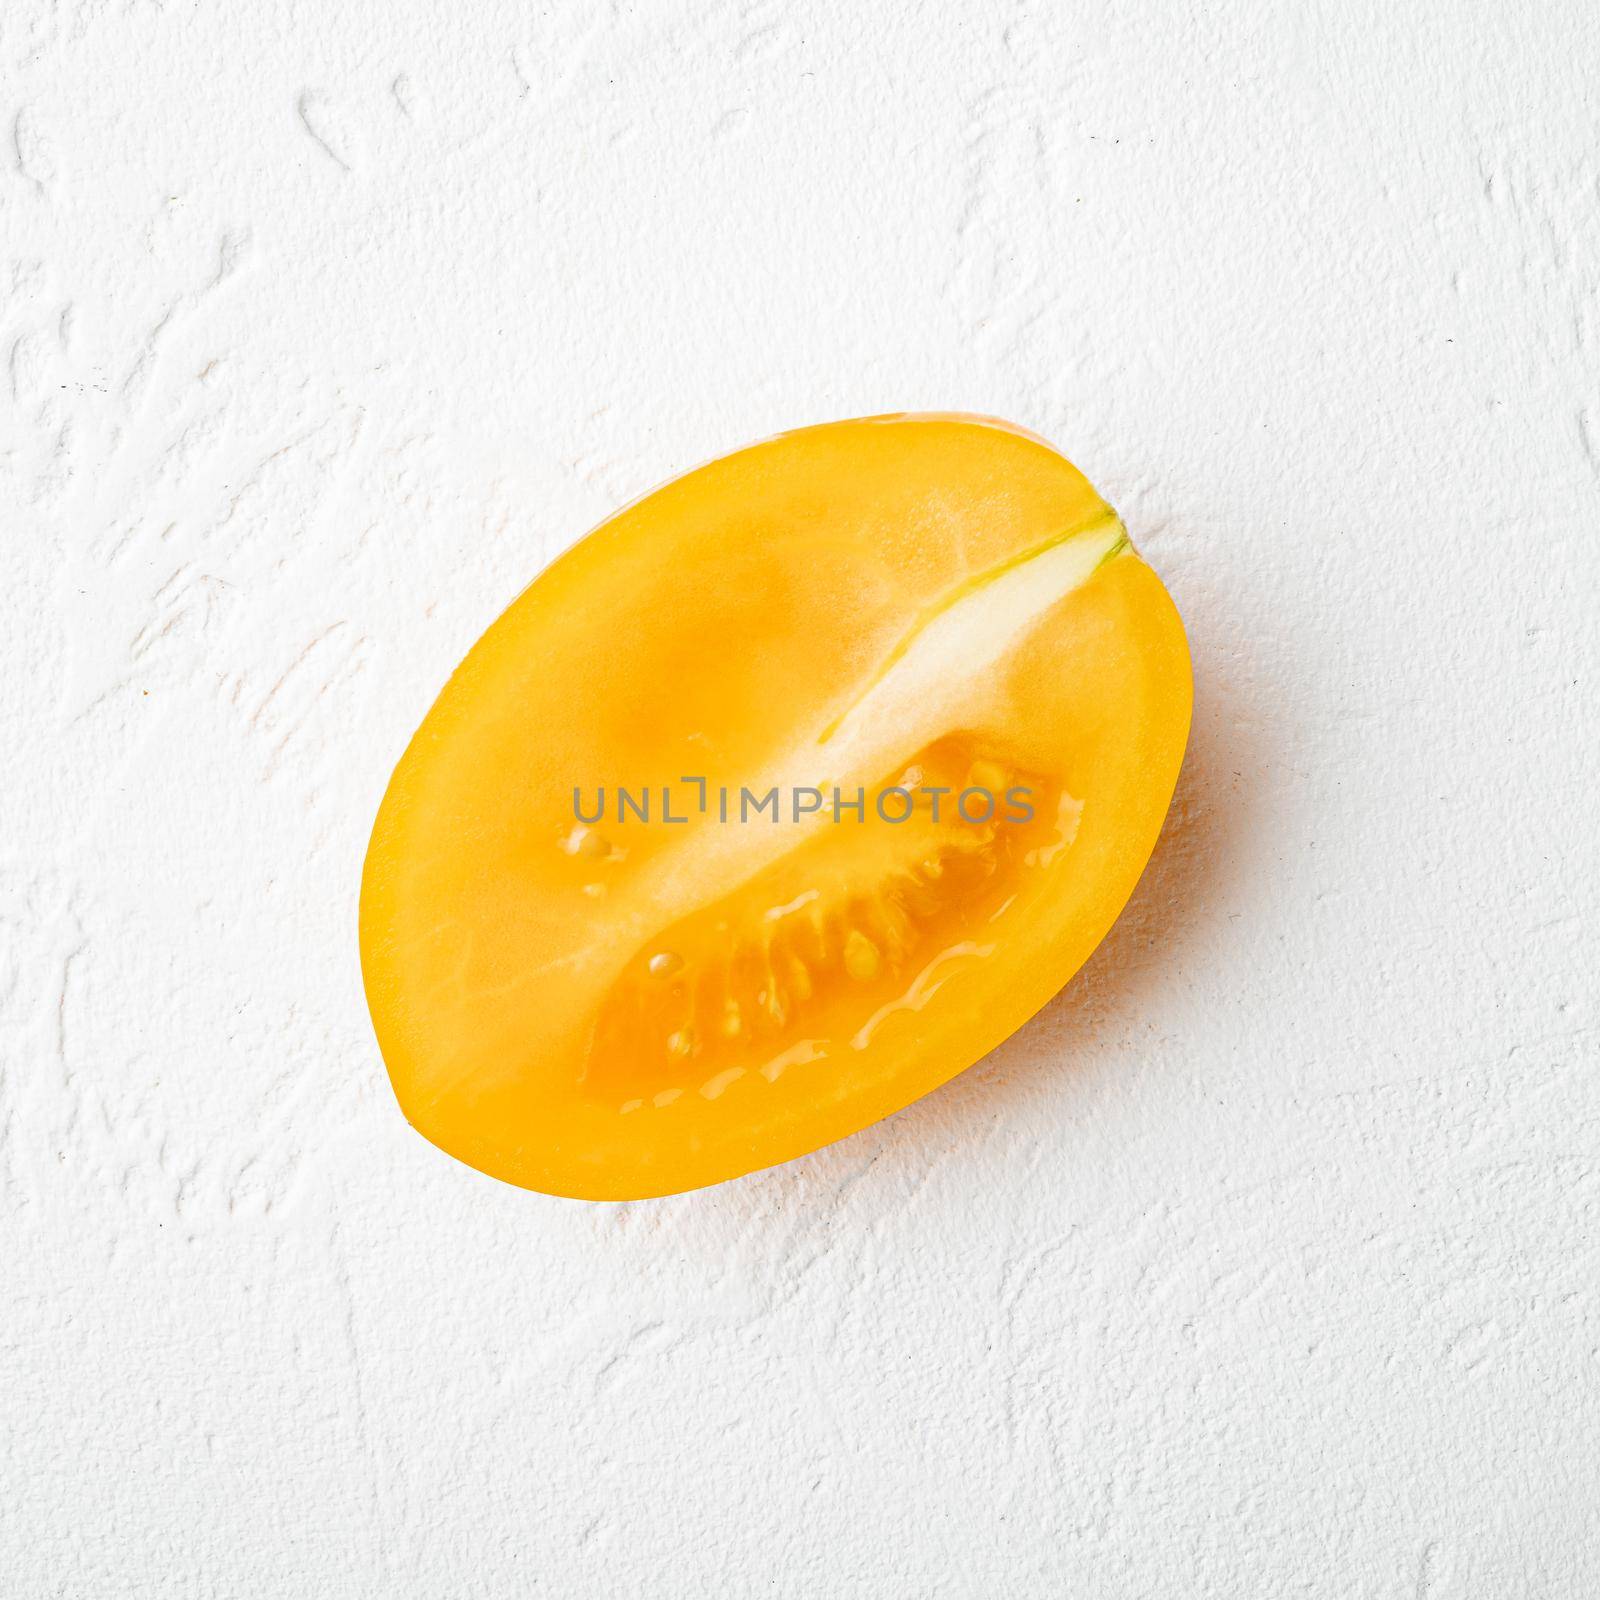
[3,2,1598,1594]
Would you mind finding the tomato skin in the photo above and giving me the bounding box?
[360,415,1191,1199]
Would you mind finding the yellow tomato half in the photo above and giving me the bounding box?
[360,414,1191,1198]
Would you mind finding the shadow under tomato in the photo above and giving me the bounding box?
[820,645,1260,1180]
[588,605,1262,1234]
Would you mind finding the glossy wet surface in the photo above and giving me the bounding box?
[581,735,1080,1106]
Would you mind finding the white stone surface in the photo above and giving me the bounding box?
[3,2,1597,1593]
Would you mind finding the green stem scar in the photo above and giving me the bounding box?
[818,513,1131,752]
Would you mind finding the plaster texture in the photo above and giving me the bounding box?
[3,2,1598,1594]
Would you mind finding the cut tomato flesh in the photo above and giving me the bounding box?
[359,414,1192,1198]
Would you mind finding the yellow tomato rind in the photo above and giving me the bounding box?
[359,414,1191,1199]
